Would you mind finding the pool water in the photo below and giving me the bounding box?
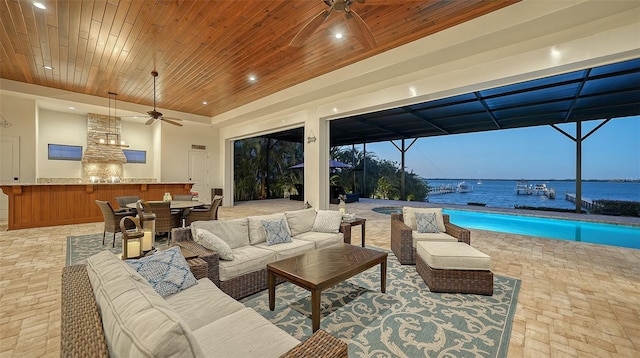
[372,207,640,249]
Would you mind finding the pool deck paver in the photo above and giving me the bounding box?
[1,198,639,357]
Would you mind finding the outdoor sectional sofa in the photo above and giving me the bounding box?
[171,207,352,299]
[61,250,348,357]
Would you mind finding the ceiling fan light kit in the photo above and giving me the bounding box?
[290,0,377,50]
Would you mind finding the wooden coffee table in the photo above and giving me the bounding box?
[267,243,387,332]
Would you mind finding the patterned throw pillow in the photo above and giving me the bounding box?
[196,228,235,261]
[262,218,292,245]
[312,210,343,233]
[415,212,440,233]
[126,246,198,297]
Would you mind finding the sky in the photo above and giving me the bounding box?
[349,116,640,180]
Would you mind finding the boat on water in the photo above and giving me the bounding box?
[457,181,473,193]
[516,181,556,199]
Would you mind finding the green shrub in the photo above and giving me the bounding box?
[592,200,640,217]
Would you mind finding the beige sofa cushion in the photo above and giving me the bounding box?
[255,239,314,260]
[193,308,299,358]
[86,251,205,358]
[294,231,344,249]
[417,241,491,270]
[165,278,245,331]
[219,246,275,281]
[403,207,446,232]
[312,210,343,233]
[284,208,317,236]
[248,213,289,245]
[192,218,250,249]
[411,231,458,247]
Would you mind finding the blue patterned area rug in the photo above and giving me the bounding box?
[65,233,168,266]
[242,250,520,358]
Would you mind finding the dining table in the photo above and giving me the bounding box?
[125,200,205,210]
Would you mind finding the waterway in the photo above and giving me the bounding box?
[424,179,639,210]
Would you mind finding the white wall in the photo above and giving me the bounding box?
[121,120,155,178]
[0,94,37,183]
[37,109,86,178]
[0,95,37,219]
[160,121,219,186]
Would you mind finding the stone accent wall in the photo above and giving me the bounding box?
[81,113,126,182]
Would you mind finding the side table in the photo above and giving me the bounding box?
[340,218,366,247]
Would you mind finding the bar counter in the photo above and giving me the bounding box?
[0,182,193,230]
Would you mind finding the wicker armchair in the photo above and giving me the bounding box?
[95,200,135,247]
[391,211,471,264]
[61,265,348,357]
[147,201,181,240]
[186,196,222,226]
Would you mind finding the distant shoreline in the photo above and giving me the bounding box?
[423,178,640,183]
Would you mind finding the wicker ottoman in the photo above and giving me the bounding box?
[416,241,493,295]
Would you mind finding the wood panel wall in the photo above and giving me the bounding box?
[0,183,193,230]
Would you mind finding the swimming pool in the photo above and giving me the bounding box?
[372,207,640,249]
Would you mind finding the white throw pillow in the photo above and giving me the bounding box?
[284,208,317,236]
[415,212,440,233]
[312,210,343,233]
[196,228,235,260]
[191,218,249,249]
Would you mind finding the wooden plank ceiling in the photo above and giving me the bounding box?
[1,0,519,119]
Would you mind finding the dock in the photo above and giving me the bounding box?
[429,184,457,195]
[565,193,597,210]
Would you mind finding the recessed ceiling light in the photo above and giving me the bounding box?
[33,2,46,10]
[335,33,343,39]
[202,101,208,105]
[43,65,53,70]
[248,75,257,83]
[68,107,75,110]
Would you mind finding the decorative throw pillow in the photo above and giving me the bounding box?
[262,218,292,245]
[126,246,197,297]
[196,228,235,261]
[312,210,343,233]
[415,212,440,233]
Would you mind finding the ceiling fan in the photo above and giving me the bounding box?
[139,70,183,127]
[290,0,377,50]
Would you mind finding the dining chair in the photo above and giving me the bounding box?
[185,196,223,226]
[114,195,139,215]
[146,201,182,240]
[95,200,135,247]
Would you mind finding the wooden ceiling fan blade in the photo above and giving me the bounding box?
[162,118,183,127]
[145,118,156,125]
[345,10,376,50]
[290,9,331,47]
[163,116,183,121]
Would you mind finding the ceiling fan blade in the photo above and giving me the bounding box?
[345,9,377,50]
[290,9,332,47]
[162,116,183,121]
[145,118,156,125]
[162,118,183,127]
